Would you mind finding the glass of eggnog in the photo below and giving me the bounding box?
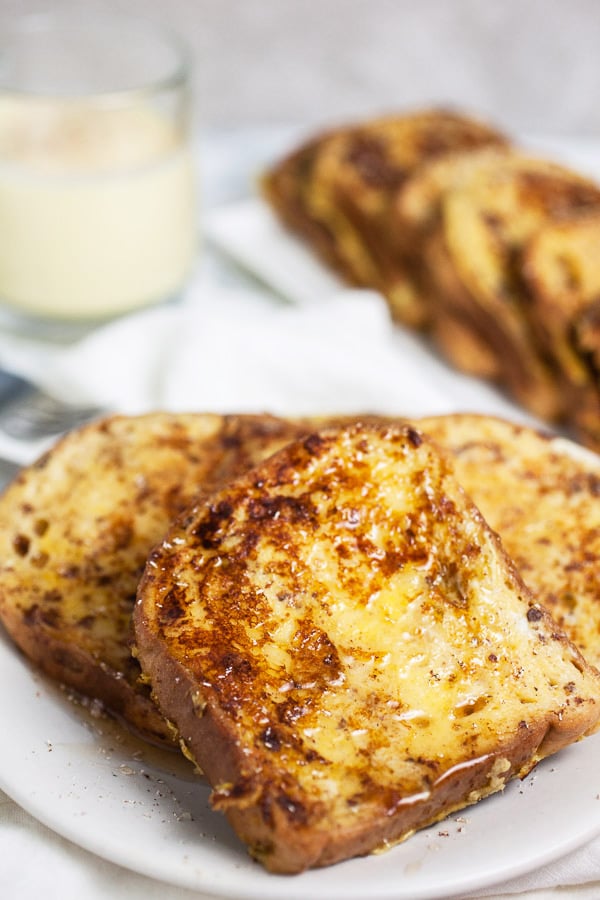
[0,12,196,336]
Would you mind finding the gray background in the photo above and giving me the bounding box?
[1,0,600,137]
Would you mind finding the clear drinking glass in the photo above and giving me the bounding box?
[0,12,196,336]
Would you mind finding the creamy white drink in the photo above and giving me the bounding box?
[0,99,196,320]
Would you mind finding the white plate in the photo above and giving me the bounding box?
[1,626,600,899]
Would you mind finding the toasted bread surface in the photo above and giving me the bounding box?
[431,155,600,419]
[263,111,600,442]
[306,110,507,327]
[263,109,507,327]
[261,130,356,282]
[395,147,511,244]
[418,412,600,669]
[0,412,314,745]
[523,215,600,449]
[392,147,512,330]
[134,422,600,872]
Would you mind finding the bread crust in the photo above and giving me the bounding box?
[135,422,600,872]
[262,111,600,445]
[261,131,358,283]
[522,214,600,449]
[426,155,600,420]
[422,229,503,379]
[0,412,317,744]
[262,109,508,327]
[392,147,513,329]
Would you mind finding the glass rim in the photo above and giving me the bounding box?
[0,10,191,104]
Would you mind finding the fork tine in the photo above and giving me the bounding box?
[0,389,103,440]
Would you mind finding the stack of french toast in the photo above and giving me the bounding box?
[262,109,600,449]
[1,411,600,873]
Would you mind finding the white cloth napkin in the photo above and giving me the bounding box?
[0,193,595,900]
[0,272,535,466]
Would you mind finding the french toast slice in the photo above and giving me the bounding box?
[261,129,356,283]
[523,215,600,449]
[134,421,600,873]
[417,412,600,668]
[0,412,313,745]
[392,146,512,334]
[395,147,511,249]
[429,155,600,419]
[262,109,507,327]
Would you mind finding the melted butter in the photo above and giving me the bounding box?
[266,516,571,793]
[152,424,600,828]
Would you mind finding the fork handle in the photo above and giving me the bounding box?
[0,371,30,404]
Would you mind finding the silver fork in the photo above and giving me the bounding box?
[0,371,103,441]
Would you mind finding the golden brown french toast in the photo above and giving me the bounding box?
[428,155,600,420]
[262,109,508,327]
[523,215,600,449]
[393,147,512,334]
[261,129,355,283]
[262,111,600,442]
[134,421,600,873]
[418,412,600,668]
[395,147,510,248]
[0,412,313,745]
